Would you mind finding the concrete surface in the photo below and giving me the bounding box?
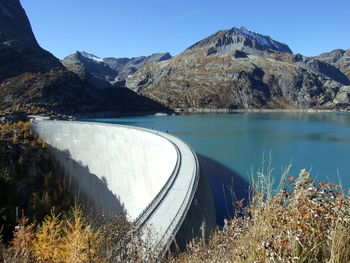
[30,119,216,251]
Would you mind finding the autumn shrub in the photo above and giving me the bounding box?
[10,217,36,263]
[61,207,102,263]
[2,205,161,263]
[172,168,350,263]
[4,206,103,263]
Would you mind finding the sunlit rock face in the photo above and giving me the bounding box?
[317,49,350,81]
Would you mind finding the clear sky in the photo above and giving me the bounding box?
[20,0,350,60]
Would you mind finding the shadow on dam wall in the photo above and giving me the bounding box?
[48,144,243,228]
[48,145,128,220]
[197,154,250,225]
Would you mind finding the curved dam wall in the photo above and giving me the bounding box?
[30,119,216,250]
[30,120,177,220]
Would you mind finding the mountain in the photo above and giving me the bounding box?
[316,49,350,80]
[62,51,119,89]
[126,27,350,110]
[186,26,293,57]
[0,0,167,116]
[62,51,171,89]
[184,26,348,85]
[272,53,350,85]
[0,0,61,80]
[103,52,171,76]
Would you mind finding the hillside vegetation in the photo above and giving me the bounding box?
[0,121,73,241]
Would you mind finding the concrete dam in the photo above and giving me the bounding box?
[30,119,216,250]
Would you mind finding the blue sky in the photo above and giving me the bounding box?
[20,0,350,59]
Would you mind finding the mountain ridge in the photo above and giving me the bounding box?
[316,49,350,80]
[61,51,172,89]
[125,26,350,111]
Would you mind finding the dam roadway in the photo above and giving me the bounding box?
[30,119,216,251]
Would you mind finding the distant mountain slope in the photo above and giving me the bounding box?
[316,49,350,80]
[62,51,119,89]
[0,0,167,116]
[62,51,171,89]
[103,52,172,76]
[272,53,350,85]
[126,27,350,110]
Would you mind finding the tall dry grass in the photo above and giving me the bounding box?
[172,168,350,263]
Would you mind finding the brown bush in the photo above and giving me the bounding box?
[172,168,350,263]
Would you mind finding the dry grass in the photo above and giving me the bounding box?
[171,168,350,263]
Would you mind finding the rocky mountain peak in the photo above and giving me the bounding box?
[230,26,292,54]
[186,26,292,57]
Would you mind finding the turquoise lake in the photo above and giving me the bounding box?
[85,112,350,223]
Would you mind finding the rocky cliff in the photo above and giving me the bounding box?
[316,49,350,80]
[0,0,61,80]
[0,0,167,116]
[126,27,350,110]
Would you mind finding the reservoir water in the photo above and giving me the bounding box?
[84,112,350,223]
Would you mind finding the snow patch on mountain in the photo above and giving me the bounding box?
[80,51,104,63]
[231,27,288,52]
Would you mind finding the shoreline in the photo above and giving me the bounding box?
[73,108,350,120]
[3,108,348,123]
[174,108,348,114]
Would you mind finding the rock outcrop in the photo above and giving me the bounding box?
[272,53,349,85]
[126,27,350,110]
[0,0,167,116]
[316,49,350,80]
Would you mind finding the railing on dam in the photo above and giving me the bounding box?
[30,119,200,252]
[159,142,200,251]
[135,128,200,252]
